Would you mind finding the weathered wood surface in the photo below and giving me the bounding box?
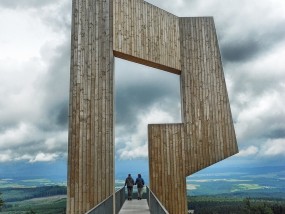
[149,124,186,214]
[180,17,238,175]
[68,0,238,213]
[148,17,238,214]
[113,0,181,74]
[67,0,114,213]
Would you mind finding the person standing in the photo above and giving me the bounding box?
[125,174,135,200]
[135,174,145,200]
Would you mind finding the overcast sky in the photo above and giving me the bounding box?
[0,0,285,171]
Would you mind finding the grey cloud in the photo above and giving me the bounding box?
[55,104,69,127]
[116,81,180,125]
[229,73,280,103]
[37,1,72,34]
[152,0,285,64]
[0,0,58,9]
[37,39,70,131]
[1,139,43,155]
[241,118,285,144]
[15,141,43,154]
[261,111,285,139]
[1,134,67,161]
[114,59,181,158]
[115,59,181,129]
[1,0,285,164]
[0,0,71,162]
[114,0,285,161]
[34,2,71,132]
[221,21,285,63]
[231,84,285,145]
[266,128,285,139]
[221,39,260,62]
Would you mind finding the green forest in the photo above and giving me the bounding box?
[188,195,285,214]
[0,186,66,213]
[1,186,285,213]
[0,192,4,209]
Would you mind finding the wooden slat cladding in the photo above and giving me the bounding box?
[113,0,181,74]
[68,0,238,213]
[179,17,238,175]
[149,124,187,214]
[67,0,114,213]
[148,17,238,214]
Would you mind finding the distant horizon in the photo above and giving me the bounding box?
[1,157,284,180]
[1,0,285,177]
[1,161,284,198]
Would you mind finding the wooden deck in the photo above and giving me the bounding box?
[119,199,150,214]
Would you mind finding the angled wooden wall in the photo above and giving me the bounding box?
[68,0,238,213]
[148,17,238,214]
[180,17,238,175]
[67,0,114,213]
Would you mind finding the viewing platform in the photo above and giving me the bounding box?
[119,199,150,214]
[86,186,169,214]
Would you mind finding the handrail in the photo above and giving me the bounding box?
[85,186,125,214]
[147,186,169,214]
[85,194,113,214]
[85,186,168,214]
[115,186,126,214]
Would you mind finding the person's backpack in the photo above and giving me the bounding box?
[126,177,133,187]
[137,178,143,188]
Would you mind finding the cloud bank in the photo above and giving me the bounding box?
[0,0,284,167]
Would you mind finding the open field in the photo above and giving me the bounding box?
[1,195,66,214]
[1,165,284,213]
[188,195,285,214]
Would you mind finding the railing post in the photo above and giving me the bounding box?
[115,186,126,214]
[146,186,150,205]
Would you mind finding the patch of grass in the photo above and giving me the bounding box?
[187,195,285,213]
[2,196,66,214]
[231,184,267,192]
[1,186,67,202]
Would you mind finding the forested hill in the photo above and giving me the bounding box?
[188,194,285,214]
[1,186,66,202]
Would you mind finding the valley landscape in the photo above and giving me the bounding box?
[1,165,284,213]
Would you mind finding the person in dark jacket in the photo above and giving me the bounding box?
[135,173,145,200]
[125,174,135,200]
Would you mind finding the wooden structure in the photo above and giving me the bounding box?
[67,0,238,213]
[67,0,114,213]
[149,17,238,213]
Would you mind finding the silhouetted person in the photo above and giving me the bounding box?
[125,174,135,200]
[135,173,145,200]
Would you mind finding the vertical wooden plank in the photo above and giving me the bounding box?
[149,124,187,214]
[68,0,114,213]
[68,1,238,213]
[112,0,181,73]
[67,0,78,213]
[89,0,96,207]
[180,16,238,176]
[77,0,83,211]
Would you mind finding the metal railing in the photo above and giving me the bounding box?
[86,186,168,214]
[147,186,169,214]
[115,186,126,214]
[86,194,113,214]
[85,186,125,214]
